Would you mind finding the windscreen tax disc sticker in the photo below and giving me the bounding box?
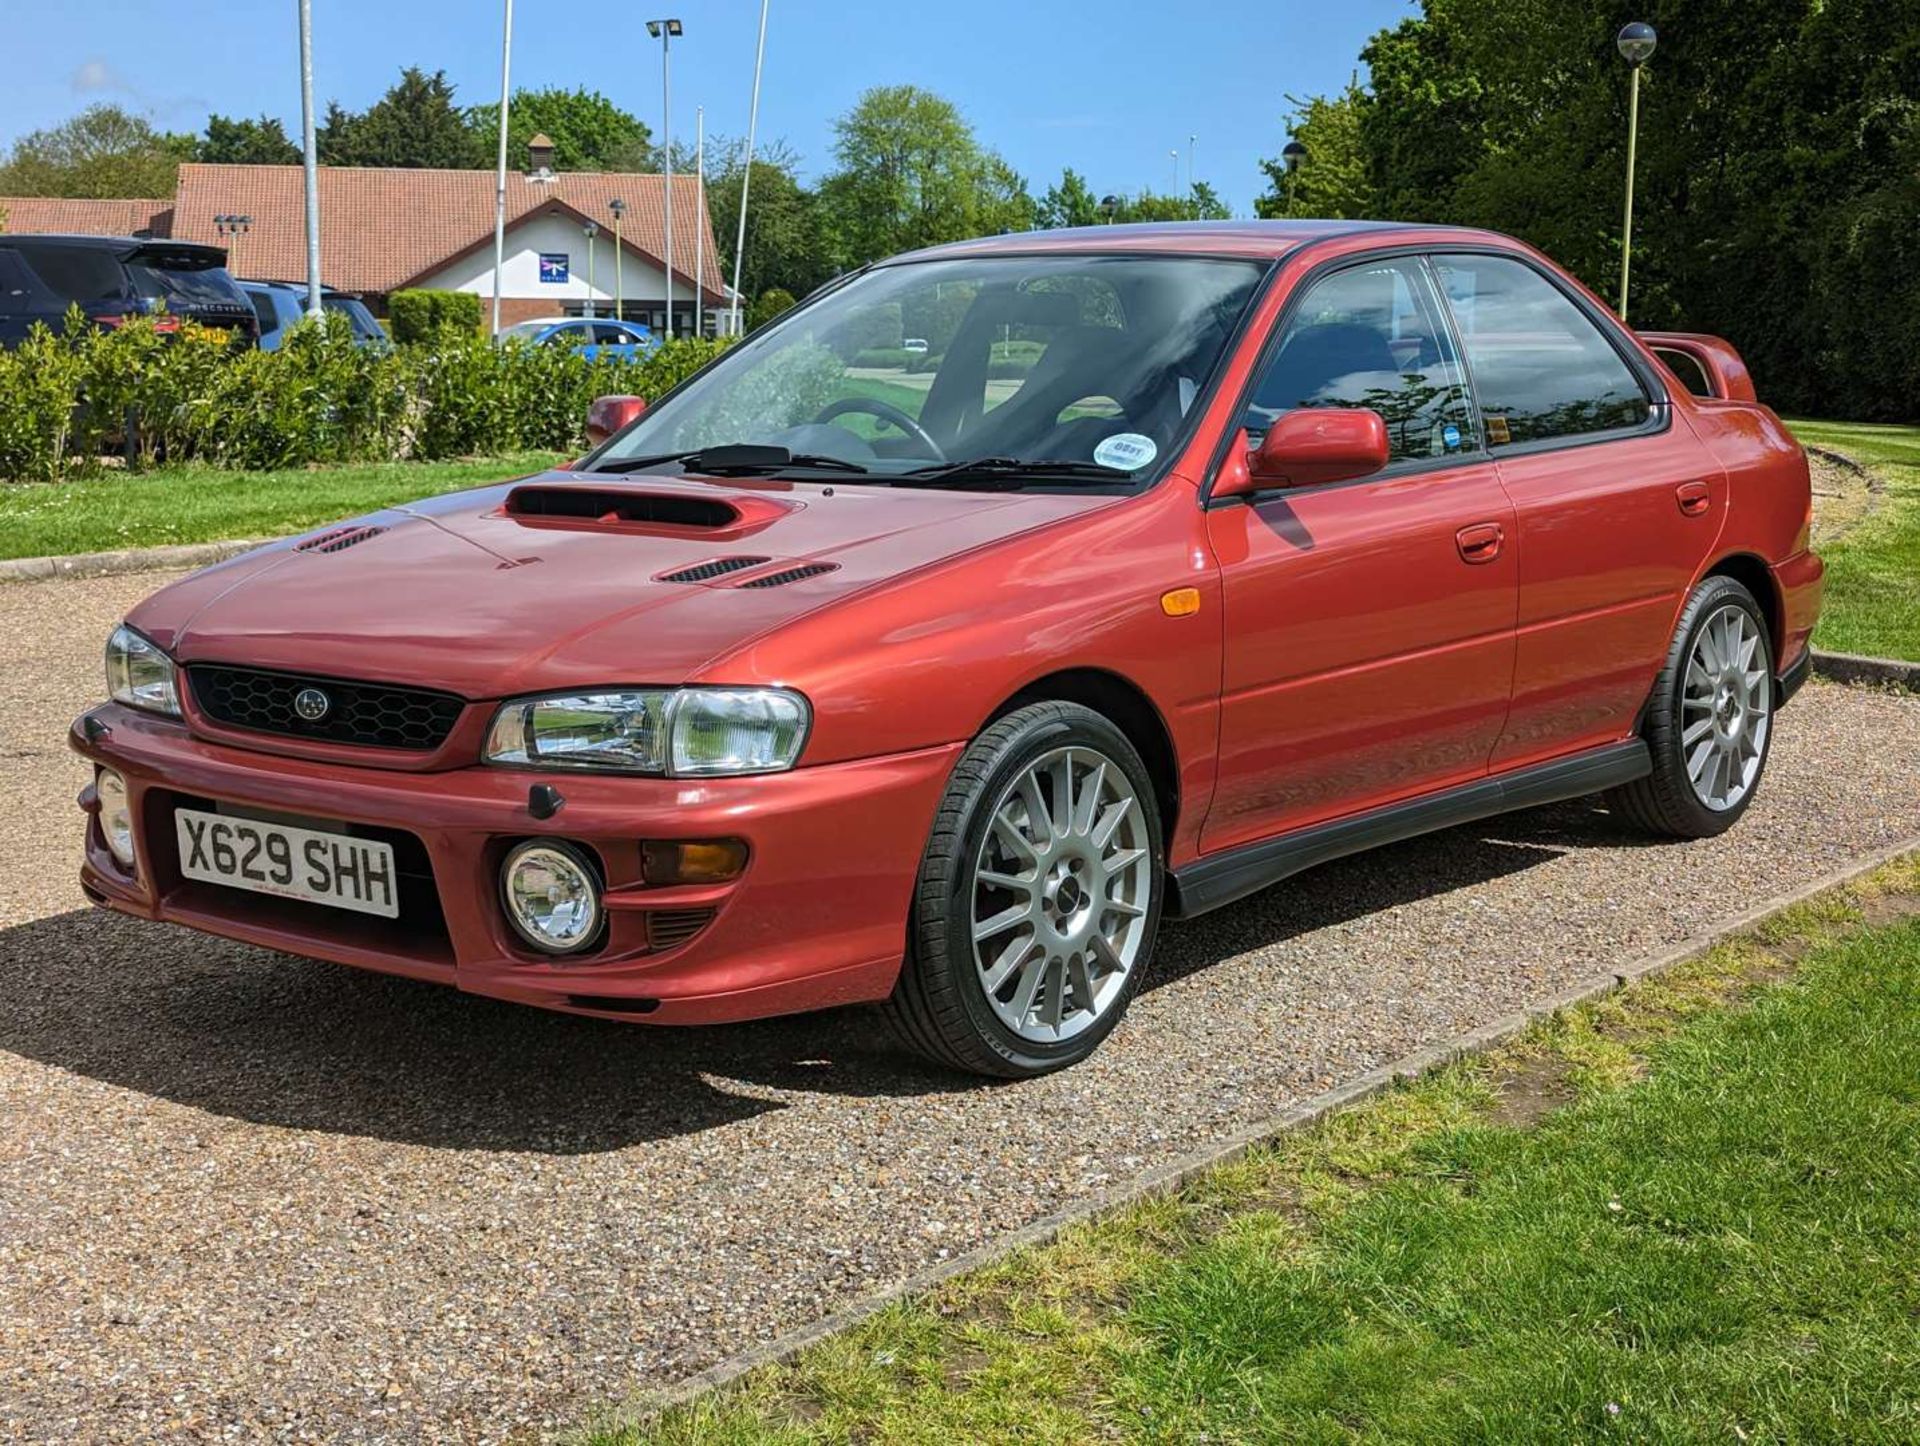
[1093,432,1158,470]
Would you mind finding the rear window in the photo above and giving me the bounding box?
[321,295,384,339]
[129,258,243,307]
[11,244,131,302]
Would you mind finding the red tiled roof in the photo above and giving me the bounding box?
[0,196,173,238]
[170,162,727,300]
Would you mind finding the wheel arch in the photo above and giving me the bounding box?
[989,668,1181,847]
[1700,551,1783,658]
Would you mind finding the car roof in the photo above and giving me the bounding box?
[0,233,226,262]
[887,219,1511,265]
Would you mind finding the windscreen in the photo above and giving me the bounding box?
[592,253,1268,489]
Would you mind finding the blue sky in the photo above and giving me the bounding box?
[5,0,1416,214]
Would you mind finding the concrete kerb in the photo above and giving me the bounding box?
[0,538,269,584]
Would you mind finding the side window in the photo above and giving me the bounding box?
[247,292,277,332]
[12,244,131,302]
[1248,257,1477,463]
[1434,254,1651,446]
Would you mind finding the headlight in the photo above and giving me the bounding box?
[484,687,810,777]
[105,624,180,716]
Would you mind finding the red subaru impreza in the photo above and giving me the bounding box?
[73,222,1822,1076]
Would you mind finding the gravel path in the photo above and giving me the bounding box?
[4,570,1919,1444]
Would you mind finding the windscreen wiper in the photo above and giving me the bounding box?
[890,456,1135,491]
[594,444,868,476]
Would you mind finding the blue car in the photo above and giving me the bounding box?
[241,280,390,351]
[498,315,660,360]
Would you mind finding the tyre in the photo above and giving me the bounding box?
[885,701,1164,1077]
[1608,574,1775,838]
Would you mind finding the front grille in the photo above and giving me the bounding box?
[188,665,464,751]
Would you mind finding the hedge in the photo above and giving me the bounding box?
[0,309,729,482]
[387,289,485,344]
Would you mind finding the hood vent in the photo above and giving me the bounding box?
[294,524,386,554]
[737,562,839,589]
[658,556,771,584]
[505,485,737,530]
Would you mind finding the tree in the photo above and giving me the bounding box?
[703,139,833,303]
[198,114,302,165]
[1255,84,1376,220]
[465,87,652,172]
[1036,167,1103,229]
[0,103,193,198]
[819,86,1031,265]
[318,67,485,168]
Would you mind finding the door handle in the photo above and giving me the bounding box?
[1676,480,1712,517]
[1456,522,1504,564]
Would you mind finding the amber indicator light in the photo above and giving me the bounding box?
[642,838,750,884]
[1160,587,1202,617]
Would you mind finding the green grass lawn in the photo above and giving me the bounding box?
[597,859,1920,1443]
[1787,419,1920,660]
[0,453,563,561]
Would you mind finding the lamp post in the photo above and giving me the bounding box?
[1168,148,1179,193]
[730,0,770,336]
[1100,194,1119,224]
[609,198,627,323]
[1616,21,1657,321]
[297,0,322,319]
[1281,139,1307,216]
[582,220,598,319]
[489,0,514,338]
[213,214,252,276]
[646,17,683,339]
[1187,133,1197,190]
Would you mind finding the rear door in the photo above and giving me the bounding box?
[1432,252,1724,769]
[1202,252,1518,854]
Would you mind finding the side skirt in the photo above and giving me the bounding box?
[1168,738,1653,919]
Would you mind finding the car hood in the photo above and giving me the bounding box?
[129,469,1103,698]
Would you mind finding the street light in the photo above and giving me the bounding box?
[1168,148,1179,193]
[609,198,627,323]
[213,213,252,275]
[1282,139,1308,216]
[1616,20,1657,321]
[1187,133,1197,191]
[1100,194,1120,224]
[582,220,599,319]
[647,17,683,340]
[693,105,705,339]
[297,0,322,319]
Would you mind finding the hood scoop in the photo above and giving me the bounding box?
[657,556,772,584]
[737,562,839,588]
[500,482,797,540]
[294,523,386,554]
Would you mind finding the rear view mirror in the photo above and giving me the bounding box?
[586,394,647,447]
[1215,408,1389,499]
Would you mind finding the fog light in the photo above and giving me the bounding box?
[501,840,603,954]
[97,767,135,867]
[641,838,749,884]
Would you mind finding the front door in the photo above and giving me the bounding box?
[1431,252,1725,768]
[1202,253,1519,855]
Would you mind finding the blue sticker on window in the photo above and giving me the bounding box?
[1443,423,1462,450]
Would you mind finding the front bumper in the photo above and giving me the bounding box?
[72,704,959,1024]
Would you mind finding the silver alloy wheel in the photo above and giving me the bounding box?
[969,745,1153,1043]
[1681,602,1771,811]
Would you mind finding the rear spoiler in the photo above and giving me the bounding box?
[126,240,229,271]
[1636,330,1756,403]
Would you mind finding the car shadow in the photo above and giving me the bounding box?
[0,798,1619,1155]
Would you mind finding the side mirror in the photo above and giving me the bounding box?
[1214,408,1390,500]
[585,394,647,447]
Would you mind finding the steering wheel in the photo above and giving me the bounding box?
[813,396,945,460]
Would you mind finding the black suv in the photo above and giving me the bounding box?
[0,235,258,346]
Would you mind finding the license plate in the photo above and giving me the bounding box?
[174,808,399,919]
